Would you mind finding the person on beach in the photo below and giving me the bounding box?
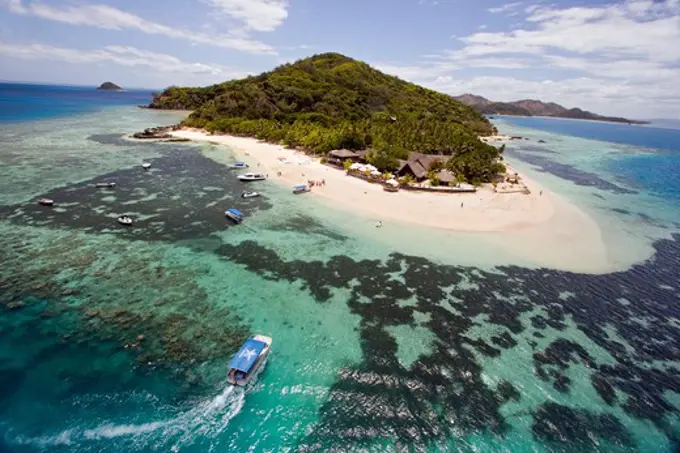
[461,202,464,208]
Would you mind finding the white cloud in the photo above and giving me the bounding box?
[2,0,276,55]
[378,0,680,117]
[0,41,248,78]
[208,0,288,32]
[465,0,680,62]
[488,2,523,14]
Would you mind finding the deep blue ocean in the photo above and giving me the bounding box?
[498,115,680,202]
[0,83,153,122]
[1,85,680,452]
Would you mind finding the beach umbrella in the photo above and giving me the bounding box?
[370,170,382,176]
[350,163,362,170]
[364,164,378,172]
[386,179,399,187]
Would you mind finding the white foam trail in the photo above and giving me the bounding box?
[12,384,246,449]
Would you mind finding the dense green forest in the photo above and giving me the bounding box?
[149,53,505,183]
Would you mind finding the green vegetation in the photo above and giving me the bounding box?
[150,53,506,183]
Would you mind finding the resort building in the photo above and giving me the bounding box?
[395,153,447,181]
[327,149,367,166]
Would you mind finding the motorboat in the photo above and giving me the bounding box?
[383,179,400,192]
[142,162,151,170]
[293,184,311,194]
[227,335,272,386]
[237,172,267,182]
[225,208,244,224]
[95,182,117,188]
[117,215,134,226]
[229,162,249,169]
[38,198,54,206]
[241,191,261,199]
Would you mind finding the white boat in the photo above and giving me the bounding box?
[237,172,267,182]
[225,208,244,224]
[227,335,272,386]
[142,162,151,170]
[95,182,117,188]
[117,215,134,226]
[383,179,400,192]
[241,191,261,199]
[38,198,54,206]
[229,162,249,169]
[293,184,311,194]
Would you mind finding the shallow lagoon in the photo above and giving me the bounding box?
[1,90,680,452]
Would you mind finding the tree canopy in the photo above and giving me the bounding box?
[149,53,505,182]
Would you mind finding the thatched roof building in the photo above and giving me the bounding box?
[329,149,360,159]
[395,153,448,180]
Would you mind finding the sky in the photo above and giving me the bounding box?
[0,0,679,119]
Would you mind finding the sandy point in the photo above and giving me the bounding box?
[171,129,615,273]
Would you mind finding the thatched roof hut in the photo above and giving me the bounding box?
[395,153,448,180]
[435,170,456,185]
[329,149,360,160]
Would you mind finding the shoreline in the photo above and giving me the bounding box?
[169,129,616,272]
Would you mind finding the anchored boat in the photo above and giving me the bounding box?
[142,162,151,170]
[227,335,272,386]
[117,215,134,226]
[241,191,261,199]
[95,182,117,188]
[225,208,244,224]
[38,198,54,206]
[230,162,249,169]
[293,184,311,194]
[237,172,267,182]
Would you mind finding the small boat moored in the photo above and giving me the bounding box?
[293,184,311,194]
[227,335,272,386]
[237,172,267,182]
[38,198,55,206]
[229,162,249,169]
[142,162,151,170]
[225,208,244,224]
[241,191,261,199]
[383,179,400,192]
[117,215,134,226]
[95,182,117,189]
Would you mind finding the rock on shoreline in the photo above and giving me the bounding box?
[131,125,190,142]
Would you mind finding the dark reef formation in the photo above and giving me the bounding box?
[1,142,679,451]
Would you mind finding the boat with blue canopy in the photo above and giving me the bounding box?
[293,184,311,194]
[229,162,249,169]
[225,208,244,224]
[227,335,272,386]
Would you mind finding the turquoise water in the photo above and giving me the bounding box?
[1,86,680,452]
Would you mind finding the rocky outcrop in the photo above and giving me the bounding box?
[97,82,123,91]
[131,125,190,142]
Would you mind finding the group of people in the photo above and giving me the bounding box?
[308,179,326,187]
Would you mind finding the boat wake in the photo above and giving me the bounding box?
[11,384,246,450]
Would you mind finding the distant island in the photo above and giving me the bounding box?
[147,53,507,185]
[454,94,647,125]
[97,82,123,91]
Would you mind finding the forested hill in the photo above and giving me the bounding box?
[149,53,506,183]
[454,94,647,124]
[150,53,492,134]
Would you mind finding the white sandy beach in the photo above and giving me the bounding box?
[170,129,614,272]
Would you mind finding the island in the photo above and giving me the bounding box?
[142,53,611,270]
[97,82,123,91]
[147,53,506,186]
[453,94,647,125]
